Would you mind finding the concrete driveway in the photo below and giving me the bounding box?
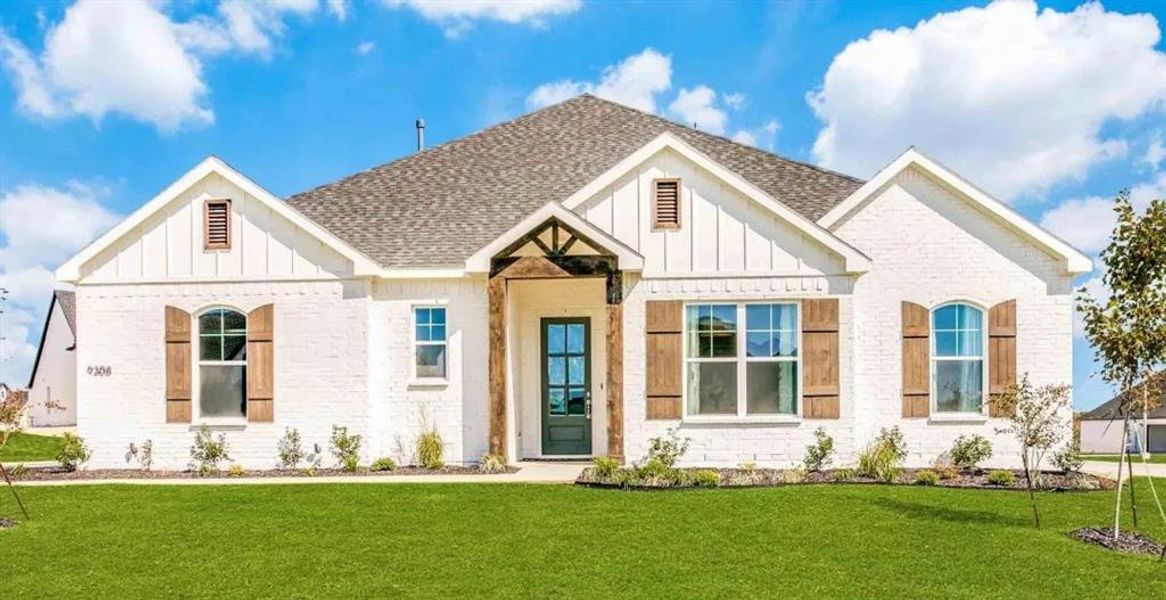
[1083,460,1166,479]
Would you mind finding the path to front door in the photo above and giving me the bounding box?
[541,317,592,455]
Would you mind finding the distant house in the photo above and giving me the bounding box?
[27,290,77,427]
[1079,379,1166,454]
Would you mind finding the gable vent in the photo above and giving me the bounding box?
[652,178,681,230]
[204,200,232,250]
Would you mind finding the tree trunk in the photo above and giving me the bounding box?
[1113,413,1131,539]
[1022,449,1040,528]
[0,463,28,519]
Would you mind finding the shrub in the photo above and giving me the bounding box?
[370,457,398,472]
[645,428,690,468]
[857,427,907,483]
[915,469,940,486]
[57,432,91,471]
[950,435,993,470]
[933,463,960,481]
[803,427,835,472]
[733,461,760,485]
[329,425,362,473]
[479,454,507,474]
[277,428,306,470]
[667,468,692,487]
[126,439,153,471]
[987,469,1017,487]
[1052,438,1084,474]
[416,428,444,470]
[636,457,673,483]
[592,456,620,481]
[833,468,856,482]
[228,464,245,477]
[190,426,230,476]
[781,467,807,484]
[693,469,720,488]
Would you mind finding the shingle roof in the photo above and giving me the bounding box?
[55,290,76,336]
[1081,373,1166,420]
[287,94,864,269]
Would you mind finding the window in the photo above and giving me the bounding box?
[652,178,681,229]
[931,303,985,414]
[198,308,247,418]
[414,307,447,379]
[685,303,799,417]
[204,200,231,250]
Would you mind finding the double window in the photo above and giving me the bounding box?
[198,308,247,418]
[414,307,447,379]
[931,303,985,414]
[685,303,799,417]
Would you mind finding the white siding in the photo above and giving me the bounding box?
[27,299,77,427]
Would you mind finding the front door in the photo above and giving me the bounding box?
[541,317,592,455]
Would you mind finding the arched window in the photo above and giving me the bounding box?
[931,303,985,414]
[198,308,247,418]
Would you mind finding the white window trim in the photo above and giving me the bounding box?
[411,305,449,385]
[929,301,988,419]
[682,301,802,422]
[193,305,248,424]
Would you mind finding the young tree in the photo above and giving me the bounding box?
[0,388,31,518]
[994,375,1071,529]
[1078,190,1166,538]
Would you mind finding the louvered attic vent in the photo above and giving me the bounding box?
[204,200,231,250]
[652,178,681,230]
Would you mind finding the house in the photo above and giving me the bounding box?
[26,290,78,427]
[54,95,1089,470]
[1079,378,1166,454]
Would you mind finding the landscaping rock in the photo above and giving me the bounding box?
[1070,527,1164,556]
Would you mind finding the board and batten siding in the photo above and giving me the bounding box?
[81,173,352,282]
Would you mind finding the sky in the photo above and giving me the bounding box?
[0,0,1164,410]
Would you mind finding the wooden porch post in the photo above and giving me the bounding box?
[606,270,625,463]
[488,275,508,459]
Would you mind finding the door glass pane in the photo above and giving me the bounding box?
[935,359,983,412]
[747,362,798,415]
[548,357,566,385]
[200,365,246,418]
[548,389,566,416]
[547,325,565,354]
[568,356,585,385]
[686,362,737,415]
[567,388,586,415]
[566,324,585,354]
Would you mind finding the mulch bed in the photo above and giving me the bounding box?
[1070,527,1165,556]
[10,464,518,481]
[579,467,1112,491]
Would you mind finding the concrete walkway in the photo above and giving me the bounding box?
[7,460,589,487]
[1083,460,1166,479]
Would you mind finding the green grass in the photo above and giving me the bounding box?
[2,482,1166,598]
[0,432,64,462]
[1084,454,1166,464]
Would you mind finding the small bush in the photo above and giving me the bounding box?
[857,427,907,483]
[190,425,230,476]
[370,457,398,472]
[592,456,620,481]
[636,457,673,483]
[125,439,153,471]
[478,454,507,474]
[950,435,993,470]
[693,469,720,488]
[833,468,855,482]
[645,428,689,468]
[934,463,960,481]
[1052,438,1084,474]
[987,469,1016,487]
[277,428,306,470]
[329,425,362,473]
[804,427,835,472]
[416,428,445,469]
[667,468,692,487]
[228,464,245,477]
[781,467,807,484]
[9,463,28,478]
[57,432,91,471]
[915,469,940,486]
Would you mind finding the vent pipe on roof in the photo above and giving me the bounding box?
[415,118,426,152]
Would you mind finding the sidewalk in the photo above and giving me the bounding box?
[6,460,589,487]
[1083,460,1166,479]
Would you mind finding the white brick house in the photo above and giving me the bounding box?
[54,95,1089,470]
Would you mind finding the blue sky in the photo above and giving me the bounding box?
[0,0,1164,409]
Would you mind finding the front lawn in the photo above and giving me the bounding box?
[3,482,1165,597]
[0,432,64,463]
[1085,453,1166,465]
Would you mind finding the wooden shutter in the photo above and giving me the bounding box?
[901,301,930,418]
[204,200,231,250]
[247,304,275,422]
[652,178,681,230]
[165,306,192,423]
[645,300,682,420]
[988,300,1017,417]
[802,299,840,419]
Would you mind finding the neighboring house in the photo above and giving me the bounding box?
[54,95,1090,470]
[27,290,78,427]
[1080,380,1166,454]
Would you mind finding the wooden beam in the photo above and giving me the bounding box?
[491,254,617,279]
[495,256,573,279]
[488,276,507,459]
[606,301,624,463]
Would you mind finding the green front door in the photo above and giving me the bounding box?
[541,317,592,455]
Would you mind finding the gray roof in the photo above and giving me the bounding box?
[288,94,864,269]
[55,290,76,336]
[1081,374,1166,420]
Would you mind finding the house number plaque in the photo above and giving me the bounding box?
[87,366,112,377]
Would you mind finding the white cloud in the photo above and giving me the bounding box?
[0,0,340,132]
[1143,135,1165,171]
[732,120,780,150]
[326,0,350,21]
[384,0,581,38]
[808,1,1166,200]
[354,40,376,55]
[0,182,119,385]
[526,48,672,113]
[723,92,745,111]
[1040,173,1166,255]
[668,85,728,134]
